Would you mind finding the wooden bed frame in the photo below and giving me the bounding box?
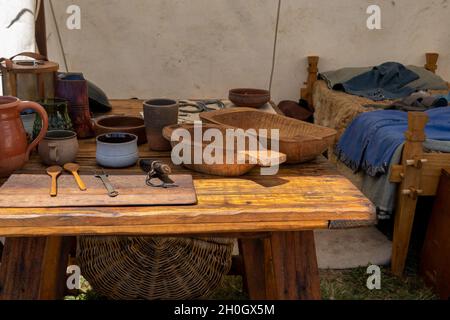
[301,53,450,276]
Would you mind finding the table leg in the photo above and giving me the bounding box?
[0,236,71,300]
[239,236,277,300]
[0,240,3,262]
[240,231,321,300]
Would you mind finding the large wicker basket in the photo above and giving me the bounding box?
[77,236,234,300]
[200,108,337,164]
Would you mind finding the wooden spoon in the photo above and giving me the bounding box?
[46,166,62,197]
[63,163,87,191]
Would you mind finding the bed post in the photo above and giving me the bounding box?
[300,56,319,110]
[391,112,428,276]
[424,53,439,74]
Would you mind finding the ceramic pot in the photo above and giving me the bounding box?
[38,130,79,166]
[143,99,179,151]
[228,88,270,108]
[96,133,139,168]
[55,75,89,105]
[56,75,95,139]
[0,96,48,177]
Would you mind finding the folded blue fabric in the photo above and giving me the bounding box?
[335,107,450,176]
[335,62,420,101]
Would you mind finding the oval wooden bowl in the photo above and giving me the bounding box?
[200,108,337,164]
[229,88,271,108]
[94,115,147,145]
[163,123,286,176]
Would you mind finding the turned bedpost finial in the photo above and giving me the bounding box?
[300,56,320,109]
[307,56,319,73]
[425,52,439,73]
[405,112,428,142]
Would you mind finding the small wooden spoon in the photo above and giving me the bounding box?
[46,166,62,197]
[63,163,87,191]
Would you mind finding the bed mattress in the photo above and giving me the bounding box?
[313,80,448,139]
[312,80,392,138]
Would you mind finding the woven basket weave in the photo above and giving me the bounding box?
[77,236,234,300]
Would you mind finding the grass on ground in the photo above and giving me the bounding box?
[66,265,436,300]
[209,264,436,300]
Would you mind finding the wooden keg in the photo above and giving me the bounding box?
[0,52,59,101]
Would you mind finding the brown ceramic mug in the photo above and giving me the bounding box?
[38,130,79,166]
[143,99,179,151]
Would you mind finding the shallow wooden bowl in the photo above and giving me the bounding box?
[229,88,271,108]
[94,115,147,145]
[163,123,286,176]
[200,108,337,164]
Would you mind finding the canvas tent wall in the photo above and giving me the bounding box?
[44,0,450,102]
[0,0,37,95]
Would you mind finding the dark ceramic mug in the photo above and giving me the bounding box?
[143,99,179,151]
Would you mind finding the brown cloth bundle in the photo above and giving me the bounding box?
[278,100,314,123]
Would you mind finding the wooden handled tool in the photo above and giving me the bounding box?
[46,166,62,197]
[63,163,87,191]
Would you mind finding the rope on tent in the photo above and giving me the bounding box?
[49,0,69,72]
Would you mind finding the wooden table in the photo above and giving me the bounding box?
[0,100,376,300]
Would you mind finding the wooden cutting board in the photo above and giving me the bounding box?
[0,174,197,208]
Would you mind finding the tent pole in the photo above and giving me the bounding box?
[35,0,47,57]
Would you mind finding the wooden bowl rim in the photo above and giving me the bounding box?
[200,108,337,143]
[229,88,270,96]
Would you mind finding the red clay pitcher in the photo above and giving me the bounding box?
[0,96,48,177]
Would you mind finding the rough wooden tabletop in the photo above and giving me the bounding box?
[0,100,376,237]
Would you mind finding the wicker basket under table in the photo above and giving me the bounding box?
[77,236,234,300]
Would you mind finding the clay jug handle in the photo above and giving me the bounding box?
[17,101,49,159]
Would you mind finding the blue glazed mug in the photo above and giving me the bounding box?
[96,133,139,168]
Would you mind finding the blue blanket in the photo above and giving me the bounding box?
[335,107,450,176]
